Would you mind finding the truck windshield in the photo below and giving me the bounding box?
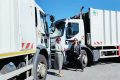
[50,22,65,38]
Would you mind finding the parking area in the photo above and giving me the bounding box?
[46,58,120,80]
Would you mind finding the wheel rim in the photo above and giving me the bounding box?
[82,54,88,65]
[37,62,46,78]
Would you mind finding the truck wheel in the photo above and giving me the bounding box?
[33,54,47,80]
[80,50,88,68]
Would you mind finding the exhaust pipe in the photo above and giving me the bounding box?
[80,6,84,19]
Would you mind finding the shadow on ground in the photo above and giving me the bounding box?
[93,57,120,66]
[47,71,58,76]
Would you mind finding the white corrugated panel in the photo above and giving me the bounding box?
[0,0,37,53]
[19,0,36,49]
[90,8,104,46]
[111,11,117,45]
[90,8,120,46]
[0,1,11,53]
[117,12,120,44]
[0,0,20,53]
[13,0,21,51]
[104,10,111,45]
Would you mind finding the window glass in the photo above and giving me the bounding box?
[66,23,79,39]
[35,7,38,27]
[50,22,65,38]
[39,12,49,34]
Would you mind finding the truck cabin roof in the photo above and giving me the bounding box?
[54,19,66,26]
[70,12,89,19]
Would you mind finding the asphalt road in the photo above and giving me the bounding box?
[46,58,120,80]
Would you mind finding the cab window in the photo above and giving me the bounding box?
[66,23,79,39]
[35,7,38,27]
[39,11,49,34]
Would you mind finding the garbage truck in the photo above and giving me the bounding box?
[50,7,120,68]
[0,0,50,80]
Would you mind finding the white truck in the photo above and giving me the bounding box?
[0,0,50,80]
[50,7,120,67]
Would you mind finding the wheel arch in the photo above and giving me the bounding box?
[36,45,51,69]
[36,45,49,61]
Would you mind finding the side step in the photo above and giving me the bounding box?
[100,49,119,58]
[0,64,33,80]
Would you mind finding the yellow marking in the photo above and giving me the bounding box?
[0,49,36,59]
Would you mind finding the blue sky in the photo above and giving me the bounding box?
[35,0,120,21]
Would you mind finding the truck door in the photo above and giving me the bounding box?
[35,7,49,48]
[66,22,79,39]
[65,20,85,45]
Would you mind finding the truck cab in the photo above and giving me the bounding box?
[50,16,89,67]
[50,18,85,47]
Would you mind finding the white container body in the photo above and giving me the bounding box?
[90,8,120,47]
[0,0,45,54]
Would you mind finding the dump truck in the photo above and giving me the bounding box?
[0,0,50,80]
[50,7,120,68]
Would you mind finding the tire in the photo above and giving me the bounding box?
[33,54,48,80]
[80,50,88,68]
[17,62,25,69]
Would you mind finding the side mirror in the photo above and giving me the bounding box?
[79,41,81,44]
[50,15,55,22]
[68,22,71,27]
